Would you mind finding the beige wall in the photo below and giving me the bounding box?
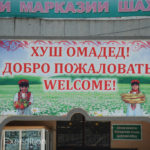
[2,120,150,150]
[111,121,150,150]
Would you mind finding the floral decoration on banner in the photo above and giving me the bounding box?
[1,40,150,52]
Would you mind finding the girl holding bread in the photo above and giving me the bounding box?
[125,80,143,116]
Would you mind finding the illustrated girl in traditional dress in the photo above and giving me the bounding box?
[14,79,33,115]
[125,80,143,116]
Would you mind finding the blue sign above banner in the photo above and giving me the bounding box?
[0,0,150,18]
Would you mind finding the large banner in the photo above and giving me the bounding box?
[0,0,150,18]
[0,40,150,116]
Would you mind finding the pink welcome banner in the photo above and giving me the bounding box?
[0,40,150,116]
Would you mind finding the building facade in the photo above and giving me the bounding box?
[0,0,150,150]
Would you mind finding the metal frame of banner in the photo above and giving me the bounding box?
[1,36,150,40]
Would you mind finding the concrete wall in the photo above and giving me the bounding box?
[0,17,150,38]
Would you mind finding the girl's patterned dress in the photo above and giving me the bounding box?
[14,92,33,115]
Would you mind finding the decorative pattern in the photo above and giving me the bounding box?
[0,40,28,51]
[0,40,150,51]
